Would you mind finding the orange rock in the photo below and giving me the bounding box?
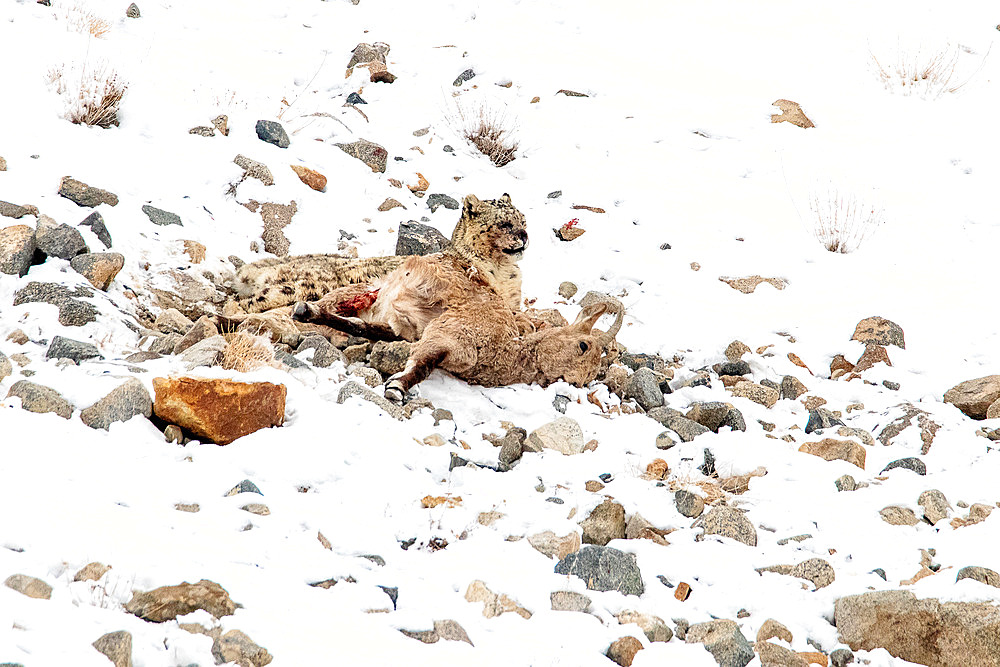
[830,354,854,377]
[645,458,669,480]
[290,165,327,192]
[771,99,815,129]
[408,172,429,193]
[787,352,812,374]
[183,240,206,264]
[799,438,866,469]
[152,377,286,445]
[674,582,691,601]
[421,495,462,508]
[798,651,828,666]
[607,636,644,666]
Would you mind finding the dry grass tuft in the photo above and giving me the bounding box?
[220,330,277,372]
[47,61,128,128]
[869,42,989,100]
[65,4,112,38]
[809,184,885,254]
[451,100,520,167]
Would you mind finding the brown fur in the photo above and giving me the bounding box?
[294,253,621,400]
[230,193,528,314]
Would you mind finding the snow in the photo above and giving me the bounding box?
[1,0,999,665]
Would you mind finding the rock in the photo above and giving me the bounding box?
[234,155,274,185]
[881,457,926,476]
[675,490,705,518]
[336,380,405,420]
[852,316,905,349]
[731,381,779,408]
[58,176,119,207]
[607,636,643,666]
[465,580,531,619]
[830,648,854,667]
[366,341,410,377]
[685,402,733,432]
[80,378,152,430]
[580,499,626,546]
[770,99,815,129]
[957,566,1000,588]
[378,197,404,212]
[877,404,942,454]
[805,407,844,434]
[918,489,951,524]
[345,92,366,105]
[453,68,476,86]
[346,42,389,71]
[78,211,112,248]
[69,252,124,290]
[14,282,98,326]
[35,215,88,259]
[719,275,788,294]
[255,120,289,148]
[945,375,1000,420]
[401,620,473,645]
[74,562,112,582]
[525,417,585,455]
[0,351,11,381]
[289,164,326,192]
[45,335,101,363]
[757,619,793,644]
[92,630,132,667]
[647,407,711,442]
[226,479,262,496]
[6,380,73,419]
[686,619,754,667]
[780,375,808,400]
[625,367,665,410]
[618,610,673,643]
[717,360,751,377]
[550,590,591,612]
[152,376,286,445]
[4,574,53,599]
[701,506,757,547]
[798,439,866,469]
[720,408,747,432]
[125,2,139,18]
[173,315,219,354]
[142,204,182,226]
[854,344,891,372]
[756,642,810,667]
[835,590,1000,666]
[126,579,237,622]
[528,530,581,560]
[725,340,751,361]
[213,629,272,666]
[757,558,836,590]
[395,221,449,256]
[0,200,32,218]
[180,335,227,369]
[879,506,920,526]
[0,225,36,276]
[427,194,460,212]
[835,475,857,492]
[297,335,344,368]
[335,138,388,173]
[554,545,644,596]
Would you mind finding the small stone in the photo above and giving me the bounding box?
[580,499,626,546]
[78,211,112,248]
[226,479,262,496]
[770,99,815,129]
[346,92,366,105]
[214,629,272,667]
[453,68,476,86]
[830,648,854,667]
[655,431,677,450]
[805,407,844,433]
[369,341,411,376]
[756,558,836,590]
[465,580,531,620]
[336,138,388,173]
[558,281,578,299]
[92,630,132,667]
[675,490,705,518]
[701,505,757,547]
[290,165,327,192]
[625,367,665,410]
[725,340,751,361]
[142,204,182,227]
[172,315,219,355]
[74,562,112,583]
[554,545,644,596]
[551,590,591,612]
[175,503,199,512]
[717,360,751,377]
[6,380,73,419]
[46,335,101,363]
[854,343,892,372]
[4,574,53,599]
[70,252,124,290]
[835,475,857,492]
[956,566,1000,588]
[607,636,643,667]
[798,439,866,469]
[685,619,754,667]
[241,503,270,516]
[395,220,449,256]
[35,215,89,259]
[756,619,793,644]
[59,176,119,208]
[234,155,274,186]
[378,198,404,212]
[731,380,779,408]
[918,489,952,524]
[881,457,926,476]
[125,2,139,17]
[125,579,237,622]
[80,378,152,431]
[879,506,920,526]
[852,316,905,349]
[525,417,585,455]
[164,425,184,443]
[0,225,37,276]
[618,610,673,643]
[647,407,711,442]
[528,530,581,560]
[781,375,808,400]
[255,120,290,148]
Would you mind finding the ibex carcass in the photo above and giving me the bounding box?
[292,253,622,402]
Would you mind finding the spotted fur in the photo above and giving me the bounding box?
[230,194,528,313]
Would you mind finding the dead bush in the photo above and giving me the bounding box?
[220,330,277,372]
[64,3,112,38]
[451,100,520,167]
[809,185,885,254]
[47,61,127,128]
[870,42,990,100]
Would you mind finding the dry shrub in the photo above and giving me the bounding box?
[64,3,112,38]
[47,61,127,128]
[809,184,885,254]
[870,42,989,100]
[452,100,519,167]
[220,330,277,372]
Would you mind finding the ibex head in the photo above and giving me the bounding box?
[533,299,624,387]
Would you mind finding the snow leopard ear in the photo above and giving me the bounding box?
[500,193,512,204]
[463,194,485,215]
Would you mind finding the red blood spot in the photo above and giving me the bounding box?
[563,218,580,229]
[335,289,379,316]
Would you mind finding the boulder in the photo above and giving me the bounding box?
[851,316,905,349]
[944,375,1000,419]
[701,505,757,547]
[686,619,754,667]
[35,215,88,259]
[152,377,286,445]
[798,439,866,469]
[80,378,152,430]
[71,252,124,290]
[0,225,37,276]
[554,545,643,596]
[6,380,73,419]
[58,176,119,207]
[395,221,449,256]
[580,499,626,546]
[126,579,237,622]
[525,417,585,455]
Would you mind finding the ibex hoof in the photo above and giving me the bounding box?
[291,302,310,321]
[385,385,406,405]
